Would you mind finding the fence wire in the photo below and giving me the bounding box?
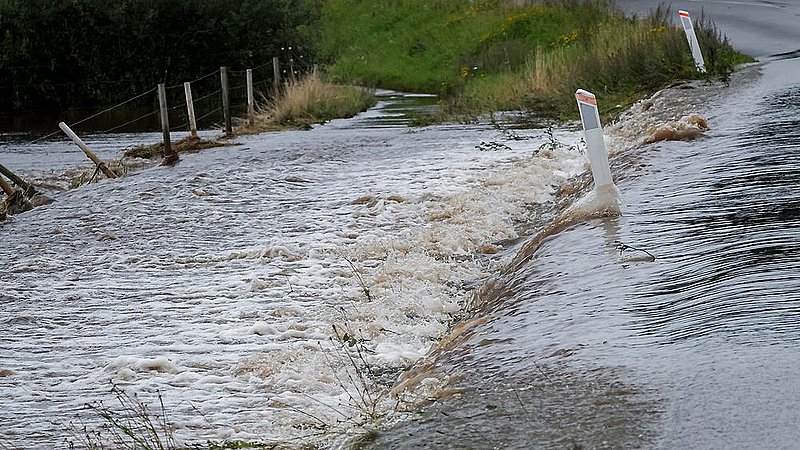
[19,51,312,151]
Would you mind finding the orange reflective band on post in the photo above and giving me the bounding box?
[575,92,596,105]
[678,10,690,18]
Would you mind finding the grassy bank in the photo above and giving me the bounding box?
[317,0,751,121]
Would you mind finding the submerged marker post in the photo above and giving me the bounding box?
[575,89,614,188]
[678,10,706,73]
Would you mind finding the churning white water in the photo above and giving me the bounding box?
[0,92,588,447]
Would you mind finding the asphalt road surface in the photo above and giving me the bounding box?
[613,0,800,58]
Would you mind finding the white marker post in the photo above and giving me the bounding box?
[575,89,614,189]
[678,10,706,73]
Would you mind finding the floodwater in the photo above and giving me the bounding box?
[0,92,587,447]
[366,51,800,450]
[2,42,800,450]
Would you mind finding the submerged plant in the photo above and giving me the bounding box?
[68,385,276,450]
[325,321,398,427]
[68,385,176,450]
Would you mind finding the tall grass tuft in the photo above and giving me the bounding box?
[246,71,376,131]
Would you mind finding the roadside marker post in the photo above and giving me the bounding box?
[678,10,706,73]
[575,89,614,189]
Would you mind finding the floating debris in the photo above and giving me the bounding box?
[476,141,512,151]
[642,113,709,144]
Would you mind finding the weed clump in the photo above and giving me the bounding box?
[242,72,376,133]
[123,136,228,160]
[68,384,282,450]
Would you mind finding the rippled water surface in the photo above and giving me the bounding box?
[1,92,588,447]
[368,57,800,449]
[3,48,800,450]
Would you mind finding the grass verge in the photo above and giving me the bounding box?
[317,0,752,122]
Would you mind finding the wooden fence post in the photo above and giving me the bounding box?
[220,66,232,135]
[157,83,173,158]
[0,163,51,205]
[246,69,255,127]
[0,163,36,195]
[0,174,32,215]
[289,58,297,84]
[0,174,13,196]
[58,122,118,179]
[183,81,198,138]
[273,56,280,97]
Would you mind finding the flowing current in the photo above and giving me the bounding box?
[367,49,800,450]
[1,92,587,447]
[3,40,800,450]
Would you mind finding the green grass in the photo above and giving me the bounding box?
[317,0,752,121]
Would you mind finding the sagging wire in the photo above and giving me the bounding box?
[30,87,157,144]
[165,68,220,90]
[192,88,222,104]
[65,87,157,130]
[86,161,103,186]
[99,110,160,134]
[194,107,222,125]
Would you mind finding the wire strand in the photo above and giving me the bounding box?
[68,87,157,130]
[166,68,220,90]
[100,110,159,134]
[192,89,222,104]
[195,107,221,124]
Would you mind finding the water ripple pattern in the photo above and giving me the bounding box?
[0,96,586,447]
[368,59,800,449]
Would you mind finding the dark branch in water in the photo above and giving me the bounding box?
[616,241,656,262]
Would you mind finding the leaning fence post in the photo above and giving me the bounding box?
[0,174,31,214]
[58,122,118,179]
[246,68,255,127]
[220,66,232,135]
[0,162,50,205]
[183,82,198,138]
[272,56,280,98]
[157,83,174,159]
[0,174,13,196]
[0,162,37,196]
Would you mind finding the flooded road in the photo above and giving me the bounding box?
[0,93,587,447]
[3,3,800,448]
[367,17,800,450]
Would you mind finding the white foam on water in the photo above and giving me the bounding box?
[0,112,589,447]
